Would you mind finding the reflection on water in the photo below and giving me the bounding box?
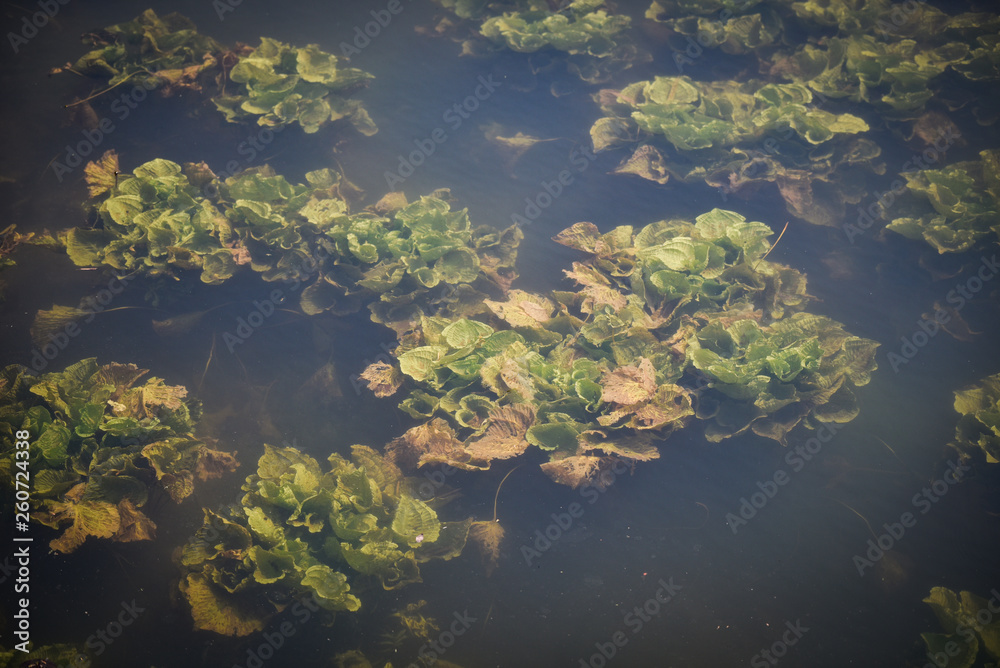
[2,0,1000,666]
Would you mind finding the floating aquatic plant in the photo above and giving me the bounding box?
[429,0,642,83]
[363,209,878,488]
[885,149,1000,254]
[589,75,878,226]
[60,9,376,135]
[0,359,237,553]
[177,443,473,635]
[950,371,1000,465]
[212,37,376,135]
[920,587,1000,666]
[58,154,520,332]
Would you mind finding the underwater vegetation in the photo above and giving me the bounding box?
[362,209,878,489]
[176,443,475,636]
[0,643,86,668]
[58,10,376,135]
[0,359,237,553]
[649,0,1000,120]
[885,149,1000,254]
[950,371,1000,466]
[428,0,645,83]
[588,75,877,226]
[920,587,1000,668]
[50,152,520,333]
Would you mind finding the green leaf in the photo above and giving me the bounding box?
[391,495,441,547]
[526,422,582,451]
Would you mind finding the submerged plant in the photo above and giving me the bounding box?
[177,443,473,635]
[919,587,1000,666]
[949,372,1000,465]
[429,0,642,83]
[61,10,376,135]
[212,37,376,135]
[885,149,1000,254]
[0,359,237,553]
[59,154,520,332]
[468,466,518,576]
[589,75,878,226]
[364,209,878,488]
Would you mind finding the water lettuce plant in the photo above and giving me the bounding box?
[63,10,376,134]
[0,359,237,553]
[950,372,1000,465]
[885,149,1000,254]
[66,9,224,94]
[177,443,472,636]
[211,37,376,135]
[479,0,630,58]
[646,1,780,56]
[769,34,999,118]
[589,75,877,226]
[646,0,1000,123]
[920,587,1000,667]
[430,0,640,82]
[363,209,878,488]
[62,154,520,331]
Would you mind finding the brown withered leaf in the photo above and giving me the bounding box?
[385,418,464,470]
[564,261,628,312]
[628,385,693,430]
[613,145,670,184]
[92,362,148,397]
[360,361,403,398]
[84,150,120,199]
[498,358,535,402]
[482,121,558,173]
[929,300,981,342]
[114,499,157,543]
[469,519,504,577]
[140,377,188,411]
[539,455,616,490]
[30,305,90,349]
[484,289,555,327]
[160,470,195,503]
[564,261,611,289]
[552,222,601,253]
[196,447,240,481]
[151,52,216,96]
[600,358,656,406]
[465,404,535,461]
[578,430,658,462]
[375,191,408,215]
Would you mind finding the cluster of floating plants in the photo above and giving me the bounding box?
[588,75,877,226]
[0,359,236,553]
[919,587,1000,666]
[648,0,1000,120]
[49,152,519,333]
[884,149,1000,254]
[177,443,484,636]
[59,9,376,135]
[428,0,645,82]
[949,371,1000,465]
[361,209,879,489]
